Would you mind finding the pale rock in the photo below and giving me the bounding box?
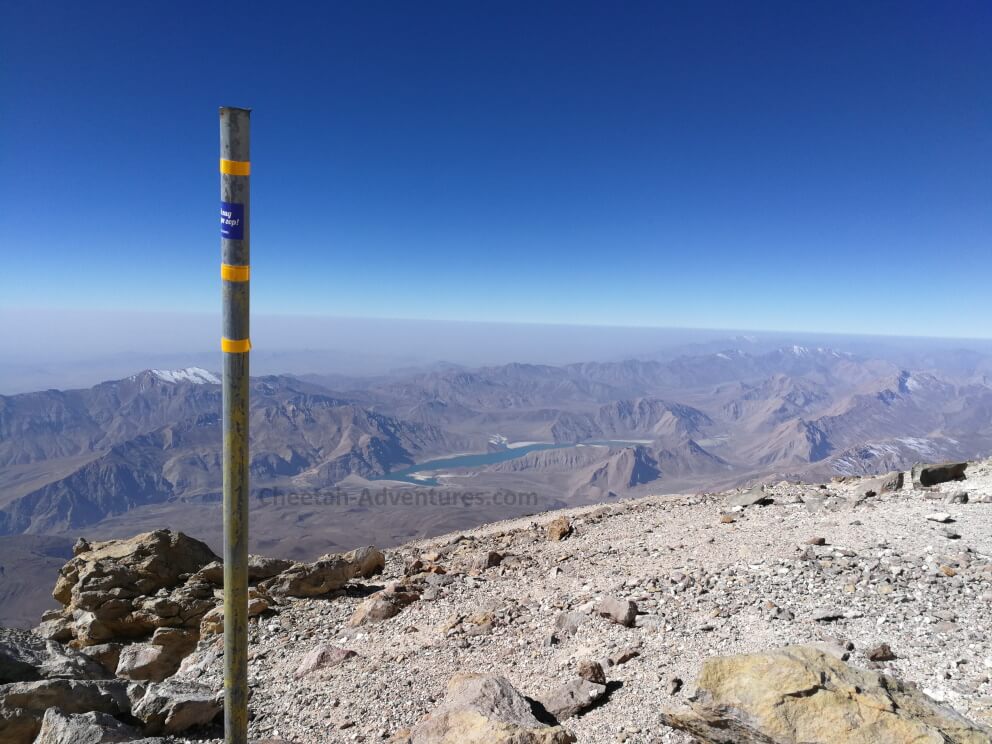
[553,611,587,637]
[34,708,142,744]
[726,486,771,508]
[115,627,197,682]
[294,645,357,678]
[129,679,223,734]
[407,672,575,743]
[48,530,219,650]
[52,530,218,608]
[193,555,294,585]
[0,678,130,744]
[596,597,638,627]
[79,643,123,676]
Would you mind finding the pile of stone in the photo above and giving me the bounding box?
[3,529,388,743]
[0,623,222,743]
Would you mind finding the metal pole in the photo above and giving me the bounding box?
[219,106,250,744]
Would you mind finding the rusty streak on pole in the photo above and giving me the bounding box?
[220,106,250,744]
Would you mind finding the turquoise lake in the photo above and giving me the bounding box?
[375,440,648,486]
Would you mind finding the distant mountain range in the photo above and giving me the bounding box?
[0,369,481,536]
[3,345,992,624]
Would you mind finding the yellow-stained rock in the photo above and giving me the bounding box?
[546,516,573,541]
[661,646,992,744]
[199,606,224,636]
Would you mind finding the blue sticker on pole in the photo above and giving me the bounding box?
[220,202,244,240]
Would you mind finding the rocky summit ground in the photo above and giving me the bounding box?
[6,459,992,743]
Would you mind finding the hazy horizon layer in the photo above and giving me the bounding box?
[3,307,992,394]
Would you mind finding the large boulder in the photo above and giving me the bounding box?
[407,672,575,743]
[661,645,992,743]
[48,530,219,648]
[0,678,130,744]
[912,462,968,488]
[53,530,219,607]
[34,708,143,744]
[39,530,387,692]
[260,546,385,598]
[129,679,222,734]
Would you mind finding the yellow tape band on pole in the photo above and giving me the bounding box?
[221,264,251,282]
[221,338,252,353]
[220,159,251,176]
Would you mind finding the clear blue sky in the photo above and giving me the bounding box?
[1,1,990,337]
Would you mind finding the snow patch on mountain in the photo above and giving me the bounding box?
[150,367,221,385]
[830,436,959,475]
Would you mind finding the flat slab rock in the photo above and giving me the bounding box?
[726,485,771,508]
[128,680,222,735]
[0,627,106,683]
[913,461,968,487]
[661,645,992,743]
[0,678,131,744]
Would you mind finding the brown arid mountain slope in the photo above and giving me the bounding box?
[5,347,992,628]
[548,398,712,444]
[0,370,484,537]
[4,459,992,742]
[719,373,831,428]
